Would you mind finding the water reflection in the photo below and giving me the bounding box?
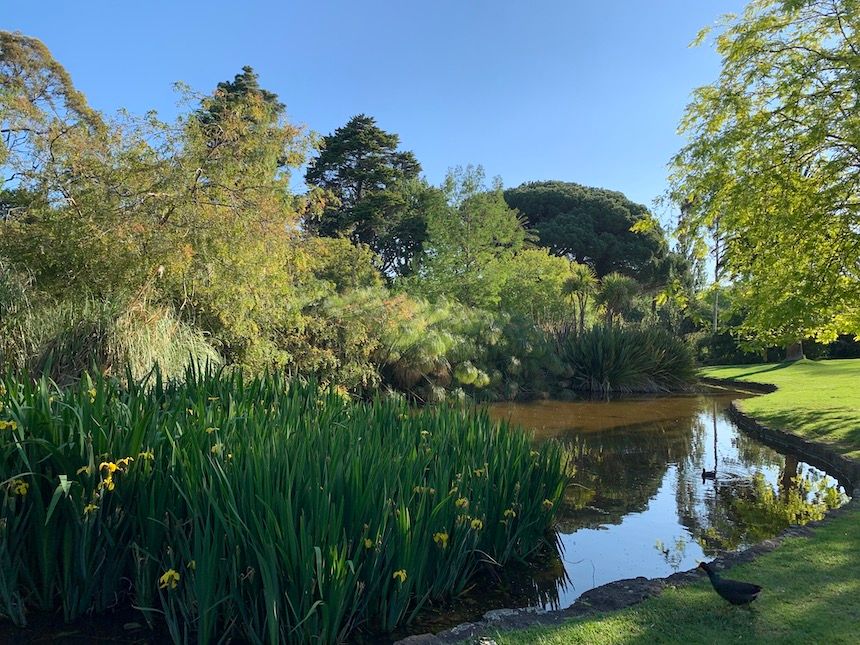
[487,394,849,611]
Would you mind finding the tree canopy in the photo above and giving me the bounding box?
[304,114,425,275]
[499,249,577,327]
[193,66,293,167]
[196,65,283,124]
[503,180,668,284]
[1,30,711,398]
[407,165,532,309]
[0,44,316,367]
[672,0,860,346]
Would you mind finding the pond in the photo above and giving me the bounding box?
[401,392,850,636]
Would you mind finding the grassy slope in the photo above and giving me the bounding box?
[493,358,860,644]
[702,358,860,460]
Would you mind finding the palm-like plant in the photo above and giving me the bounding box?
[563,262,597,334]
[596,272,639,325]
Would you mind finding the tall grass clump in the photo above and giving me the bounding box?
[0,367,567,642]
[0,296,221,385]
[561,325,695,393]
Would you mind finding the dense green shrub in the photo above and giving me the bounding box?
[0,368,567,642]
[560,325,695,393]
[498,249,577,327]
[473,316,567,401]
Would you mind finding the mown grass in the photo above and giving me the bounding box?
[0,367,568,643]
[495,511,860,644]
[703,358,860,459]
[491,358,860,644]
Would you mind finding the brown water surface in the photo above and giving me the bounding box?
[490,393,745,435]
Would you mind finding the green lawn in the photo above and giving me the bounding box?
[702,358,860,460]
[491,358,860,645]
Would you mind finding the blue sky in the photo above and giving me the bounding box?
[5,1,745,217]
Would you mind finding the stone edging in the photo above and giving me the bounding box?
[702,375,860,489]
[396,376,860,645]
[727,403,860,489]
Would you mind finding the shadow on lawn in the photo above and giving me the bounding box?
[721,361,797,380]
[753,407,860,458]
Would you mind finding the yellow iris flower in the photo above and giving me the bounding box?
[159,569,180,590]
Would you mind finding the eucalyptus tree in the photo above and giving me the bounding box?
[0,31,142,295]
[1,31,105,182]
[672,0,860,353]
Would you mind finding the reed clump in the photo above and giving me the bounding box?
[0,367,567,643]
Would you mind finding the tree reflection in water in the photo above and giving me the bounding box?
[484,394,849,612]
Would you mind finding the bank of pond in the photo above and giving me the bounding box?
[0,370,849,643]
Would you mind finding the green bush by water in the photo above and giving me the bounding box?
[0,367,567,642]
[561,325,695,393]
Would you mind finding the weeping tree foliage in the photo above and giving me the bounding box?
[164,73,314,367]
[0,35,320,372]
[672,0,860,348]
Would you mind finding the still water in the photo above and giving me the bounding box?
[486,393,849,611]
[397,392,849,638]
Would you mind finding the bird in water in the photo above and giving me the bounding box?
[698,562,762,607]
[701,467,716,481]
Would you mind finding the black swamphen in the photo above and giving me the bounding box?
[699,562,762,606]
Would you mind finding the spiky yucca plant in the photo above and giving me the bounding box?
[561,325,694,393]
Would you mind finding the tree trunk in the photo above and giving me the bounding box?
[578,295,587,335]
[780,454,799,495]
[785,341,805,361]
[712,288,719,335]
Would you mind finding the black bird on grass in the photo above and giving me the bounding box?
[698,562,762,606]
